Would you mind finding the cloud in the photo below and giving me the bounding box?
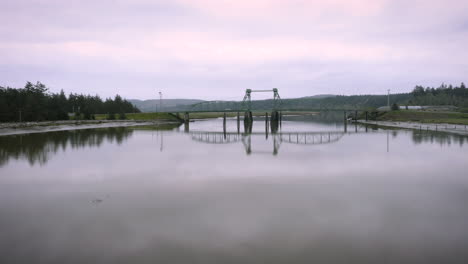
[0,0,467,99]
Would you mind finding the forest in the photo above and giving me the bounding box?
[0,82,140,122]
[410,83,468,107]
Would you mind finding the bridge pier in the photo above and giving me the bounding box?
[279,111,282,127]
[223,113,227,139]
[244,111,253,134]
[270,111,279,122]
[184,112,190,133]
[265,112,269,139]
[344,111,347,133]
[237,112,240,134]
[244,111,253,123]
[270,111,280,134]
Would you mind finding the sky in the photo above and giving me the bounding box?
[1,0,467,100]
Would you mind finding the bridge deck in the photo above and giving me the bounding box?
[164,109,368,114]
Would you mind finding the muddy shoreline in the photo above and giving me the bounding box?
[357,120,468,136]
[0,120,181,136]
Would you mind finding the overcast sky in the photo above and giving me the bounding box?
[1,0,467,100]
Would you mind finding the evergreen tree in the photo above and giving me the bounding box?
[0,82,140,122]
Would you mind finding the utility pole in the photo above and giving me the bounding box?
[387,89,390,109]
[159,91,162,112]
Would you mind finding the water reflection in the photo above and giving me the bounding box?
[2,119,468,263]
[190,131,346,155]
[412,130,467,146]
[0,127,133,167]
[1,121,468,167]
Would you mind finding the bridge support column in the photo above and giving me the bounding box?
[237,112,240,134]
[270,111,279,122]
[265,112,269,139]
[270,111,279,134]
[344,111,347,133]
[355,110,358,121]
[184,112,190,133]
[244,111,253,123]
[365,111,368,121]
[244,111,253,134]
[223,113,227,139]
[279,111,282,127]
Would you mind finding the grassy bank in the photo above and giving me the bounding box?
[376,110,468,125]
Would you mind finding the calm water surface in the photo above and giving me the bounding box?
[1,116,468,263]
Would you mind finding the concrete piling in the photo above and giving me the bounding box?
[343,111,347,133]
[237,112,240,134]
[279,111,282,127]
[184,112,190,132]
[244,111,253,134]
[223,112,227,137]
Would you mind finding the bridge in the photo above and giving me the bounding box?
[168,88,376,155]
[167,89,373,132]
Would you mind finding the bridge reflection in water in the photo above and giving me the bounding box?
[183,112,375,155]
[188,130,356,156]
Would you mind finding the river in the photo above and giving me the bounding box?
[1,115,468,263]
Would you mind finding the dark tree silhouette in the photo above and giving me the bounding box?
[0,82,140,122]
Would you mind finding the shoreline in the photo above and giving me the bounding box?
[357,120,468,136]
[0,120,181,136]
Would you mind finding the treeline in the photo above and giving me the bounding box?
[0,82,140,122]
[280,94,412,110]
[410,83,468,107]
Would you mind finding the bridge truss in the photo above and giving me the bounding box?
[241,88,282,111]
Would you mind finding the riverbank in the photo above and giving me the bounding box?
[357,120,468,136]
[0,120,181,136]
[374,110,468,125]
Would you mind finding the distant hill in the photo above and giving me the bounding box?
[130,93,416,112]
[188,93,414,111]
[129,99,205,112]
[300,94,336,99]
